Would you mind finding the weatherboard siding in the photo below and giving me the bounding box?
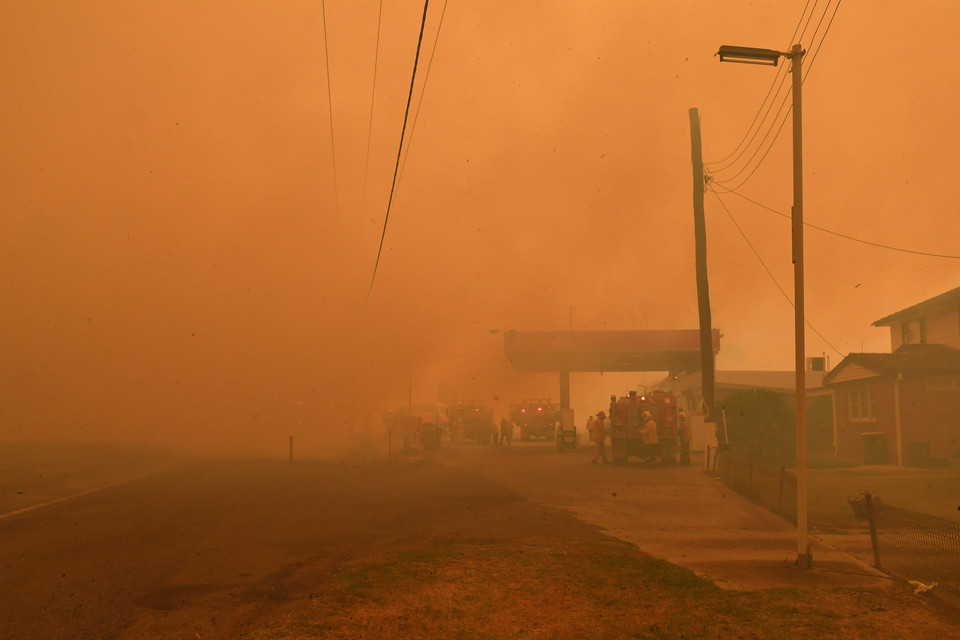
[887,308,960,351]
[924,309,960,349]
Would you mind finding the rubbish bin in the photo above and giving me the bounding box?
[908,440,932,467]
[861,432,888,465]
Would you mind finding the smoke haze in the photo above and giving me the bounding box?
[3,1,959,453]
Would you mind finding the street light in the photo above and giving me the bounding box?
[717,42,811,570]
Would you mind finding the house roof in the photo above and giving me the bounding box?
[872,285,960,326]
[660,370,826,394]
[822,343,960,385]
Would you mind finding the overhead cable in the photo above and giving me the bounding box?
[704,0,812,167]
[398,0,450,184]
[321,0,340,229]
[365,0,432,306]
[360,0,385,215]
[711,184,960,259]
[708,186,845,358]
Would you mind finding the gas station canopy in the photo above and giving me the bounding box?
[503,329,720,374]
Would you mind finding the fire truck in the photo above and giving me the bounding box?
[607,390,679,465]
[446,400,497,444]
[509,399,560,441]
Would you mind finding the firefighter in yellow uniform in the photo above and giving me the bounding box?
[590,411,609,465]
[639,410,660,464]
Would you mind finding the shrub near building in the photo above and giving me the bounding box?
[721,388,796,466]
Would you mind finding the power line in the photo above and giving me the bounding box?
[704,0,812,167]
[360,0,384,216]
[796,0,820,46]
[708,186,844,357]
[398,0,449,184]
[706,0,839,191]
[706,70,790,174]
[365,0,432,306]
[707,1,841,188]
[708,89,791,186]
[711,184,960,259]
[787,0,815,49]
[320,0,339,230]
[803,0,842,81]
[803,0,831,54]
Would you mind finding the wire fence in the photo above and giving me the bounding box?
[865,493,960,609]
[707,447,960,609]
[709,446,797,524]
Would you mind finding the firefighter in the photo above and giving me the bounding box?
[678,411,692,465]
[499,416,513,446]
[590,411,609,465]
[639,410,660,464]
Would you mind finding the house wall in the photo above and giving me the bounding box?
[887,308,960,351]
[897,375,960,459]
[925,308,960,349]
[832,378,896,463]
[832,374,960,463]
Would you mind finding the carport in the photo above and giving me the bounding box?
[501,329,721,430]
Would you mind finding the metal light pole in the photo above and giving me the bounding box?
[717,43,811,569]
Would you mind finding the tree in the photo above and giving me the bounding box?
[720,389,795,466]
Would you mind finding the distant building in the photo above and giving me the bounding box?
[824,286,960,466]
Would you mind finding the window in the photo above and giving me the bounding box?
[902,323,913,345]
[920,317,927,344]
[848,389,877,422]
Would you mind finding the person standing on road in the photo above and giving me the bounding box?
[590,411,609,465]
[678,411,692,465]
[499,416,513,446]
[639,410,660,464]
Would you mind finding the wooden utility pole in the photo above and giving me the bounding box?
[688,108,716,424]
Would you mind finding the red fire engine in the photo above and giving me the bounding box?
[607,390,679,465]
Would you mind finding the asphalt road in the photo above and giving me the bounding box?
[0,439,891,638]
[0,448,602,639]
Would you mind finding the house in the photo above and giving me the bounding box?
[872,284,960,351]
[823,286,960,466]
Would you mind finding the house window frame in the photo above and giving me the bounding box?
[848,388,877,422]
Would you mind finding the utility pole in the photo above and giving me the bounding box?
[789,43,811,569]
[688,108,716,424]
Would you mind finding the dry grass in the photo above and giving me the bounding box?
[246,536,960,640]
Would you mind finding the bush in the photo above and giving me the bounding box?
[720,389,795,466]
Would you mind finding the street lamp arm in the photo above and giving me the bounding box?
[717,45,785,65]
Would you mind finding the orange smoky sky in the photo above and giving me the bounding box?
[2,1,959,452]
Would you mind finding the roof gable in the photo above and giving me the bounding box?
[873,285,960,326]
[824,344,960,385]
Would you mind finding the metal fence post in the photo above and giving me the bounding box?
[865,492,882,569]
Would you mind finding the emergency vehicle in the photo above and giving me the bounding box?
[446,400,497,444]
[509,399,560,441]
[607,390,679,465]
